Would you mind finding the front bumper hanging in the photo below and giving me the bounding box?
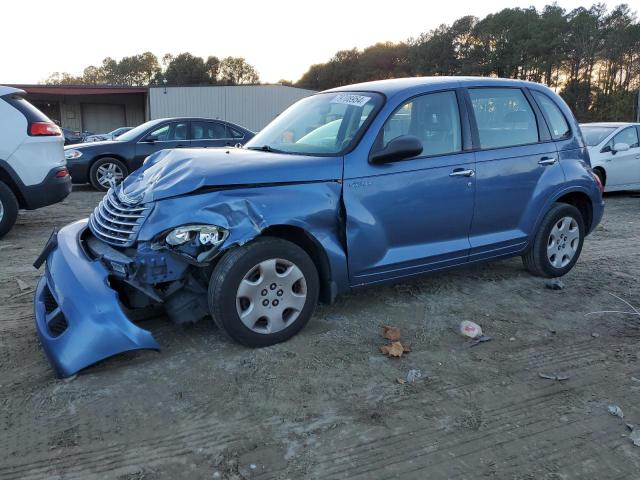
[33,220,160,377]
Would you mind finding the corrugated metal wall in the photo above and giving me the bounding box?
[149,85,315,132]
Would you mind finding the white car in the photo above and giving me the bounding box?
[0,86,71,237]
[84,127,133,143]
[581,122,640,192]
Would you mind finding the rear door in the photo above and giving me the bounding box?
[344,90,476,285]
[134,121,190,167]
[466,87,565,261]
[190,120,232,148]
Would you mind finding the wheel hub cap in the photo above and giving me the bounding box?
[97,163,124,188]
[547,216,579,268]
[235,258,307,334]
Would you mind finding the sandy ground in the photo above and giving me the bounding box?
[1,186,639,480]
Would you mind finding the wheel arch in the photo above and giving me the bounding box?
[260,224,335,304]
[0,164,26,208]
[592,166,606,186]
[554,191,593,232]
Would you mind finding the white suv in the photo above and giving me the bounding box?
[0,86,71,237]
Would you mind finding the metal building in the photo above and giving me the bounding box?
[149,85,315,132]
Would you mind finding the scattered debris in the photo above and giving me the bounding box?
[545,278,565,290]
[608,405,624,419]
[249,464,257,470]
[382,325,401,341]
[538,372,569,381]
[591,332,600,338]
[509,337,516,341]
[459,320,483,339]
[469,335,492,347]
[16,278,30,291]
[586,293,640,318]
[406,369,422,383]
[630,428,640,447]
[396,377,406,384]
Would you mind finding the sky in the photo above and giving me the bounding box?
[0,0,600,85]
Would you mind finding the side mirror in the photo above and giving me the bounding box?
[612,142,630,153]
[370,135,423,164]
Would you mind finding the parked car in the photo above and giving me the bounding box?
[64,117,254,191]
[580,122,640,191]
[0,86,71,238]
[61,128,88,145]
[84,127,133,143]
[35,77,604,377]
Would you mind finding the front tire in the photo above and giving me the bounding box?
[208,237,319,347]
[0,181,19,239]
[89,158,128,191]
[522,203,585,277]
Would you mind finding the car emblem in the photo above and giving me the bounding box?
[116,186,142,205]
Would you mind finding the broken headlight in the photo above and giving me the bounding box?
[165,225,228,247]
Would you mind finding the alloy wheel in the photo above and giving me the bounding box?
[96,162,124,189]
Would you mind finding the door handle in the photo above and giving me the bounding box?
[449,169,475,177]
[538,156,557,166]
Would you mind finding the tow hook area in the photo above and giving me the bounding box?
[33,220,160,377]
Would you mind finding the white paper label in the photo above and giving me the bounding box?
[331,93,371,107]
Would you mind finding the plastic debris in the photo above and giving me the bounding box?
[470,335,493,347]
[538,372,569,381]
[630,429,640,447]
[16,279,30,291]
[406,369,422,383]
[608,405,624,419]
[459,321,483,339]
[545,278,565,290]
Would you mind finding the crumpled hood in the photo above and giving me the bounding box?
[120,147,343,203]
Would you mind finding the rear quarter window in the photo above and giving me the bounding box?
[2,94,50,123]
[531,91,570,140]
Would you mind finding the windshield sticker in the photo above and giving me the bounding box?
[331,93,371,107]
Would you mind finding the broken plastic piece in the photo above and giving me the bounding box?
[460,320,482,339]
[538,372,569,381]
[406,369,422,383]
[545,278,565,290]
[608,405,624,419]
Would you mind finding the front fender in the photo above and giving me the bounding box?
[138,182,350,295]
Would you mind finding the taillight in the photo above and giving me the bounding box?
[590,170,604,193]
[29,122,62,136]
[55,168,69,178]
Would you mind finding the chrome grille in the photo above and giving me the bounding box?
[89,189,151,247]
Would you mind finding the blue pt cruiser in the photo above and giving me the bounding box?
[34,77,604,377]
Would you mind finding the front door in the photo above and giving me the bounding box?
[344,90,476,285]
[134,121,190,169]
[601,126,640,188]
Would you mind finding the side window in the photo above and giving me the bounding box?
[469,88,538,149]
[191,121,226,140]
[610,127,639,149]
[146,124,170,141]
[171,122,188,141]
[381,91,462,157]
[227,126,244,139]
[531,91,570,139]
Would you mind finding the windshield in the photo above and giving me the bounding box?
[116,120,163,142]
[581,126,617,146]
[245,92,383,155]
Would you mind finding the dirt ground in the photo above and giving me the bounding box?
[1,185,639,480]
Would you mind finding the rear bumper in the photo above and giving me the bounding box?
[22,166,72,210]
[34,220,159,377]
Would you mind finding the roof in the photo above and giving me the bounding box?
[0,85,25,96]
[580,122,640,127]
[325,76,548,97]
[7,84,147,95]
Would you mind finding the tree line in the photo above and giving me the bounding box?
[46,53,259,87]
[296,4,640,121]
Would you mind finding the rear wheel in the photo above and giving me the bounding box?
[522,203,585,277]
[208,237,319,347]
[0,181,18,239]
[89,158,128,191]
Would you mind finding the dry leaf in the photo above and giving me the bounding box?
[379,345,391,355]
[387,342,404,357]
[396,378,406,384]
[382,325,401,341]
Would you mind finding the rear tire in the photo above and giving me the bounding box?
[0,181,18,239]
[208,237,319,347]
[522,203,585,277]
[89,157,128,191]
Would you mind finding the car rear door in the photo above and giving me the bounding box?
[344,89,476,285]
[599,126,640,187]
[465,87,565,261]
[190,120,233,148]
[134,121,190,167]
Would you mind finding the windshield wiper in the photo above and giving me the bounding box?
[246,145,288,154]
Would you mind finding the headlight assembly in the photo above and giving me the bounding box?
[165,225,228,247]
[64,149,82,160]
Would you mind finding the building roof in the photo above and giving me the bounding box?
[7,84,147,95]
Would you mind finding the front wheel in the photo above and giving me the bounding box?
[208,237,320,347]
[89,158,128,191]
[522,203,585,277]
[0,181,19,239]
